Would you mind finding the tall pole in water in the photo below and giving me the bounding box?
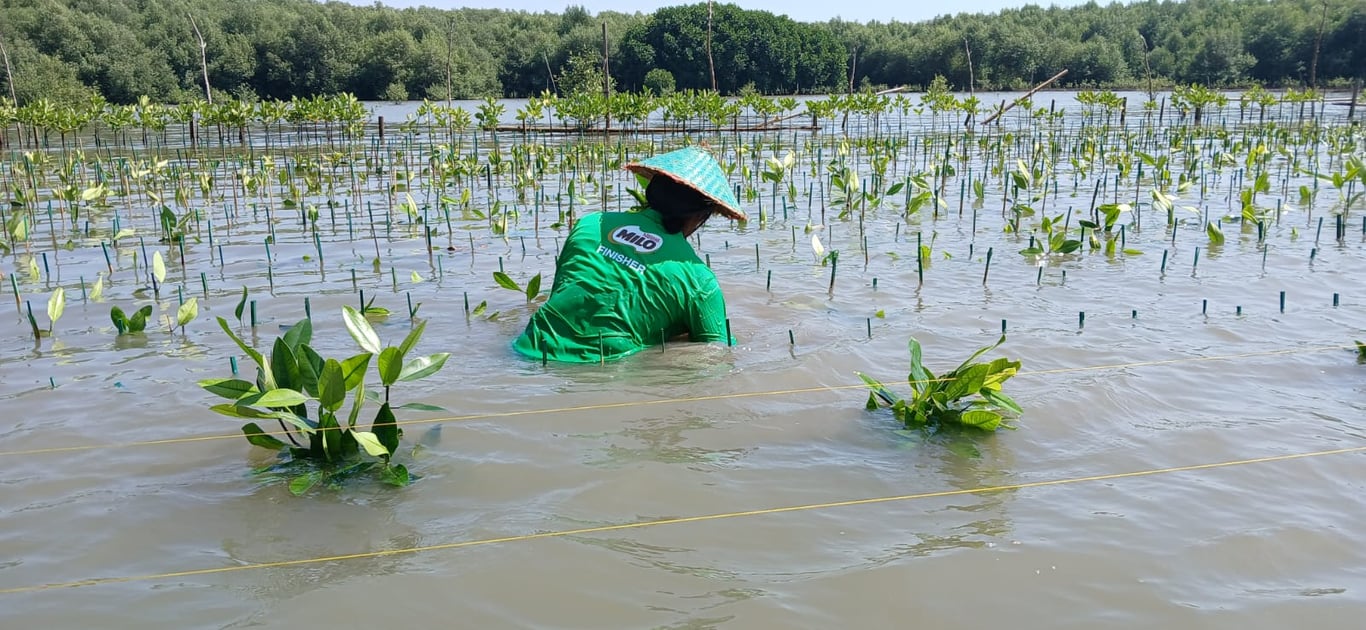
[707,1,717,92]
[602,22,611,130]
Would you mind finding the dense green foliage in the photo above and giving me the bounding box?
[613,4,846,94]
[0,0,1360,104]
[201,311,450,493]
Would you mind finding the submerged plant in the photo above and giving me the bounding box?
[858,335,1022,431]
[199,308,449,494]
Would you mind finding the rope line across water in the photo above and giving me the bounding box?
[2,444,1361,595]
[0,343,1353,459]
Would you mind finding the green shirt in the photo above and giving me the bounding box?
[513,208,730,363]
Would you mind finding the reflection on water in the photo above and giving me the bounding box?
[214,485,421,603]
[555,405,1021,616]
[585,413,753,470]
[526,343,741,390]
[652,615,738,630]
[573,536,739,581]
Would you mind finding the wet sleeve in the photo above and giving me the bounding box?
[687,277,731,344]
[548,219,587,296]
[547,243,571,296]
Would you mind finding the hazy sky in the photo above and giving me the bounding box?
[334,0,1104,24]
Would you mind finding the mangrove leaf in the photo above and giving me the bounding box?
[242,423,287,450]
[342,305,381,354]
[398,353,450,382]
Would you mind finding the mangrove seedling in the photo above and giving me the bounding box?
[1206,221,1226,246]
[493,271,543,303]
[858,334,1022,431]
[47,288,65,335]
[151,250,166,295]
[175,297,199,335]
[111,305,154,335]
[90,274,105,301]
[360,293,391,321]
[199,308,450,493]
[1313,156,1365,215]
[1019,212,1082,257]
[233,286,248,326]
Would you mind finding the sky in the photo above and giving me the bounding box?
[332,0,1103,25]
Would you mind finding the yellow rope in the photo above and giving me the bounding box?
[2,444,1360,595]
[0,343,1352,458]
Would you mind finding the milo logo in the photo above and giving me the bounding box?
[608,225,663,253]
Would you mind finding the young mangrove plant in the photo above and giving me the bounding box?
[358,293,391,321]
[111,305,154,335]
[1019,212,1082,258]
[46,288,65,336]
[173,297,198,336]
[858,335,1022,432]
[1079,203,1142,257]
[199,307,450,494]
[493,270,543,303]
[1313,156,1365,216]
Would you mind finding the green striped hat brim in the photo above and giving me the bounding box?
[623,146,745,221]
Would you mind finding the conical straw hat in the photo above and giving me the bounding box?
[623,146,745,221]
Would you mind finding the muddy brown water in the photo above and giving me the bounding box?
[3,93,1365,628]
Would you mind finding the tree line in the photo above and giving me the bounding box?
[0,0,1360,106]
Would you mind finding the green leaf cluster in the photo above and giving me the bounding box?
[858,335,1022,432]
[200,308,449,494]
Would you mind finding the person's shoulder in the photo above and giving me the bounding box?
[577,211,608,227]
[567,211,613,240]
[656,254,718,285]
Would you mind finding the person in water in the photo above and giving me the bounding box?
[513,146,745,363]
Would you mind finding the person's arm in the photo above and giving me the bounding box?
[546,244,571,297]
[547,217,589,297]
[688,282,732,344]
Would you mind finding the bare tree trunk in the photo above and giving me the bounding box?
[1310,0,1328,90]
[0,35,14,104]
[0,27,22,149]
[602,22,611,130]
[444,16,455,107]
[843,47,857,131]
[963,36,975,95]
[1139,33,1155,101]
[982,69,1069,125]
[849,47,858,94]
[188,14,211,103]
[1350,79,1361,122]
[544,53,558,96]
[706,0,717,92]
